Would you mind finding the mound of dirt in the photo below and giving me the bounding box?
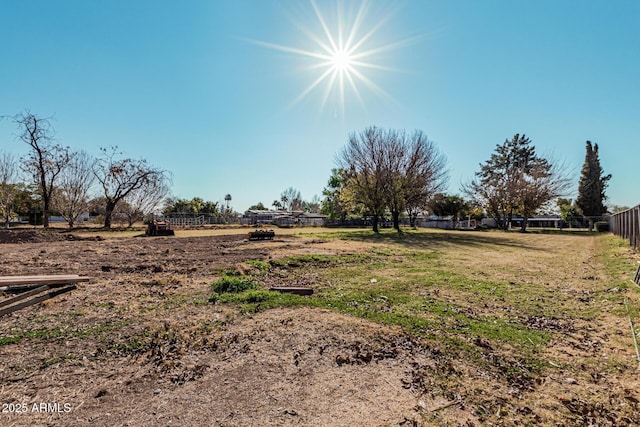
[0,229,104,244]
[0,229,69,244]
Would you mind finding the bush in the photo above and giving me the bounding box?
[211,276,257,294]
[595,221,610,232]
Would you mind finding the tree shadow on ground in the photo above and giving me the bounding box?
[319,228,592,252]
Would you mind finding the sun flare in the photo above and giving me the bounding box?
[245,0,423,117]
[331,49,353,72]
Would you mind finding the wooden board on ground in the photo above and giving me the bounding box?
[0,275,90,288]
[269,287,314,296]
[0,275,88,317]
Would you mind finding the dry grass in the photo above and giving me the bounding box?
[1,227,639,426]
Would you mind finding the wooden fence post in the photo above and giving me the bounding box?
[611,204,640,249]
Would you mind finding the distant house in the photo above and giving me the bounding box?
[273,215,296,227]
[241,209,327,227]
[241,210,278,225]
[481,215,562,229]
[297,212,327,226]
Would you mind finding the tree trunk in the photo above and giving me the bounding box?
[506,212,513,231]
[392,210,401,232]
[372,215,379,233]
[42,208,50,228]
[104,200,117,228]
[520,215,528,232]
[41,181,50,228]
[68,219,74,229]
[408,212,417,228]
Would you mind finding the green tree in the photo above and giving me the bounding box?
[556,198,579,227]
[430,194,470,221]
[248,202,266,210]
[201,200,219,215]
[466,134,568,232]
[321,168,352,221]
[575,141,611,230]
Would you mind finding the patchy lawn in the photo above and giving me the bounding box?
[1,228,639,426]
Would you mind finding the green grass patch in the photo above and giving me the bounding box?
[245,260,271,271]
[596,234,638,290]
[211,276,258,293]
[218,290,309,313]
[269,253,376,268]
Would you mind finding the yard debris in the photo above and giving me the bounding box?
[0,275,89,317]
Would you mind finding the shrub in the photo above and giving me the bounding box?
[211,276,257,294]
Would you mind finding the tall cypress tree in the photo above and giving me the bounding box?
[576,141,611,223]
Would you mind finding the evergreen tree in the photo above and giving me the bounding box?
[466,134,568,231]
[575,141,611,224]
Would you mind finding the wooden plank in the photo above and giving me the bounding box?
[0,275,90,287]
[1,283,72,294]
[0,285,50,309]
[0,285,76,317]
[269,287,314,296]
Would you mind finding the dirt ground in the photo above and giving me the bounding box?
[0,229,425,427]
[0,228,639,426]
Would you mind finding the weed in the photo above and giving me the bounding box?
[245,260,271,271]
[211,276,258,294]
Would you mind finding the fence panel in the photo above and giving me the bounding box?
[610,205,640,249]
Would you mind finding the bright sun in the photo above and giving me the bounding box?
[245,0,422,116]
[331,49,352,72]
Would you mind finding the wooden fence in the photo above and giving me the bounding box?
[610,205,640,249]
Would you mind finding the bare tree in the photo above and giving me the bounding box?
[52,150,96,228]
[516,159,571,231]
[0,150,19,228]
[15,112,70,228]
[121,178,171,227]
[384,130,448,231]
[338,127,447,232]
[305,194,322,213]
[338,126,388,232]
[93,147,168,228]
[281,187,303,211]
[403,132,449,228]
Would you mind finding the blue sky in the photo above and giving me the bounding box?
[1,0,638,212]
